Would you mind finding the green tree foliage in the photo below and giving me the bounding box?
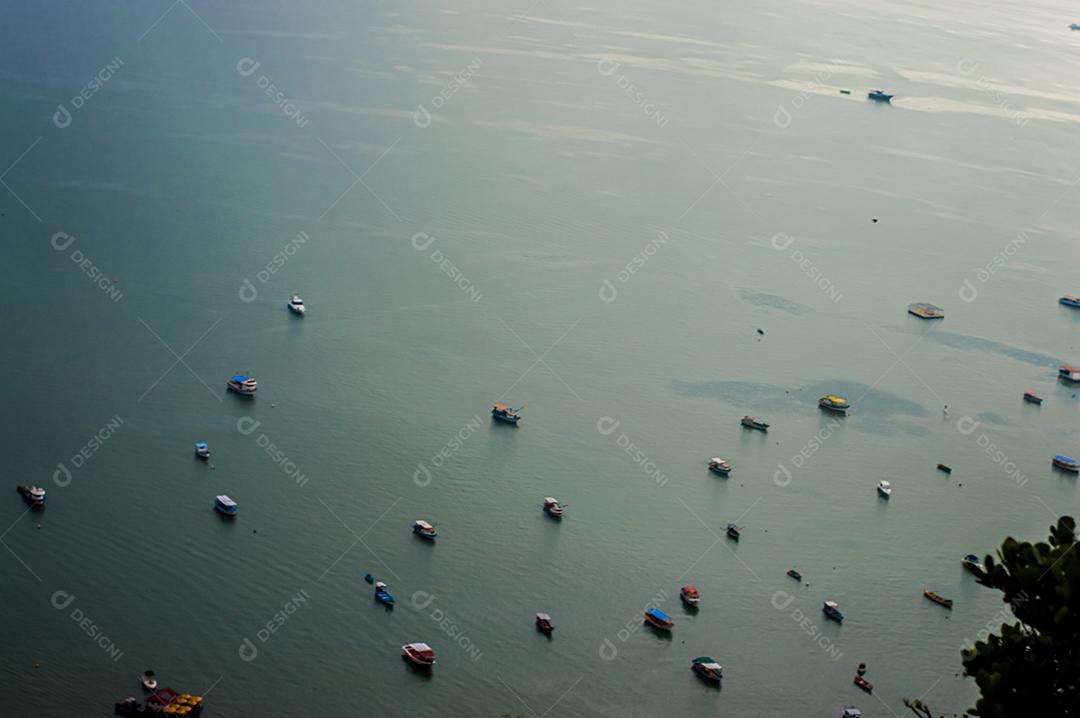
[962,516,1077,716]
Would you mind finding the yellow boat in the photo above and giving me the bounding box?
[819,395,850,412]
[908,303,944,319]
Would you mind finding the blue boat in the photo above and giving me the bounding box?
[491,404,521,424]
[1052,455,1079,472]
[868,90,893,102]
[227,375,258,395]
[374,581,395,606]
[962,554,982,573]
[1060,295,1080,308]
[823,600,844,622]
[194,442,210,459]
[643,608,674,630]
[364,573,374,584]
[214,495,238,516]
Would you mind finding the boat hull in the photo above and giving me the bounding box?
[1053,460,1079,473]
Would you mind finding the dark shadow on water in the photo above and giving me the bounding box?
[644,623,674,640]
[401,655,434,679]
[920,330,1061,368]
[738,289,810,316]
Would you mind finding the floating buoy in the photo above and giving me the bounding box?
[756,328,764,336]
[872,218,878,223]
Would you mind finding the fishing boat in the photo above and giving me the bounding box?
[374,581,395,606]
[141,671,157,691]
[877,480,892,498]
[823,600,844,622]
[839,89,852,95]
[213,495,238,516]
[787,568,802,581]
[287,294,305,315]
[226,374,258,395]
[853,674,873,693]
[923,588,953,609]
[1059,365,1080,382]
[908,302,944,319]
[691,656,723,682]
[1052,455,1079,472]
[707,458,732,475]
[491,404,521,423]
[413,519,437,538]
[937,463,952,474]
[726,523,741,540]
[819,395,850,413]
[643,608,674,630]
[741,415,769,431]
[842,708,863,718]
[16,485,46,506]
[542,497,565,518]
[1059,295,1080,308]
[680,585,701,606]
[1023,391,1043,405]
[402,642,436,667]
[536,613,554,634]
[194,442,210,460]
[962,554,983,573]
[868,89,893,102]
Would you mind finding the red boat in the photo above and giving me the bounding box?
[854,675,873,693]
[402,642,436,667]
[1023,391,1043,405]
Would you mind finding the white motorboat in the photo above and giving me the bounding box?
[288,294,305,315]
[877,480,892,498]
[542,497,565,518]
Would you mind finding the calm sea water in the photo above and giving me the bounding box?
[3,1,1080,716]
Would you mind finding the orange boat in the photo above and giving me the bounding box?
[491,404,521,423]
[923,588,953,609]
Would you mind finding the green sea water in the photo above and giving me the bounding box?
[2,1,1080,716]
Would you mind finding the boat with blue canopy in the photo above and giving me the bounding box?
[214,495,238,516]
[643,608,674,630]
[227,375,258,395]
[194,442,210,459]
[1053,455,1079,472]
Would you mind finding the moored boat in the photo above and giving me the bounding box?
[643,608,674,630]
[962,554,983,573]
[16,485,46,506]
[741,415,769,431]
[877,480,892,498]
[787,568,802,581]
[908,302,944,319]
[1060,294,1080,307]
[287,294,305,315]
[853,674,873,693]
[707,458,732,475]
[1052,455,1079,472]
[536,612,554,634]
[1071,23,1080,30]
[842,708,863,718]
[364,573,374,584]
[194,442,210,460]
[1023,391,1043,405]
[491,404,521,423]
[680,585,701,606]
[868,89,893,102]
[402,642,436,667]
[413,519,438,538]
[937,463,951,474]
[726,523,741,540]
[1059,365,1080,382]
[214,495,238,516]
[823,600,844,622]
[691,656,723,682]
[226,374,258,395]
[819,395,850,413]
[923,588,953,609]
[542,497,565,518]
[374,581,395,606]
[141,671,157,691]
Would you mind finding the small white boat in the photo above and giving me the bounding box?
[288,294,305,315]
[402,642,436,667]
[542,497,565,518]
[413,520,437,539]
[877,480,892,498]
[141,671,157,691]
[708,458,732,475]
[17,485,46,506]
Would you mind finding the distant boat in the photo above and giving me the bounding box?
[1059,295,1080,308]
[413,520,438,538]
[691,656,723,682]
[726,523,741,540]
[542,497,565,518]
[402,642,436,667]
[1052,455,1079,472]
[140,671,157,692]
[195,442,210,460]
[214,494,238,516]
[853,674,873,693]
[707,458,732,475]
[227,374,258,395]
[491,404,521,424]
[787,568,802,581]
[680,585,701,606]
[1060,365,1080,382]
[364,573,374,584]
[868,89,894,102]
[643,608,674,630]
[287,294,305,315]
[823,600,844,622]
[908,302,944,319]
[839,89,852,95]
[16,485,46,507]
[877,480,892,498]
[923,588,953,609]
[1070,23,1080,31]
[741,415,769,431]
[962,554,983,573]
[937,463,952,474]
[819,395,850,413]
[842,707,863,718]
[1023,391,1043,405]
[374,581,395,607]
[536,612,554,634]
